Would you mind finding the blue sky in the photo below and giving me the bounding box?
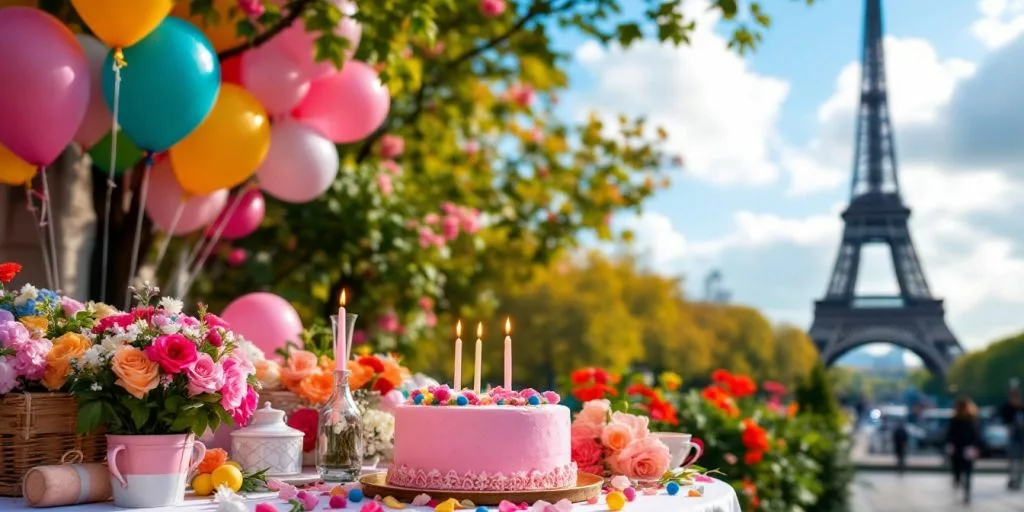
[555,0,1024,356]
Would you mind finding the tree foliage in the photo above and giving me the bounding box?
[947,331,1024,405]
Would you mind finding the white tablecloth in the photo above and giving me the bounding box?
[0,479,740,512]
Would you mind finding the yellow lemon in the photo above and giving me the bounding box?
[224,460,242,470]
[191,473,214,496]
[210,464,244,492]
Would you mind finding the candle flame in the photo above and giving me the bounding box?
[505,317,511,335]
[476,322,483,339]
[339,289,347,306]
[456,320,462,338]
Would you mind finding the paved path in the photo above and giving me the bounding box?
[852,471,1024,511]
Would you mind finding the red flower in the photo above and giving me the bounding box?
[626,383,657,399]
[647,398,679,426]
[571,368,594,384]
[702,386,738,417]
[357,355,385,373]
[0,262,22,284]
[373,375,395,395]
[762,380,787,396]
[726,374,757,398]
[711,369,732,384]
[592,368,610,384]
[741,479,760,509]
[741,419,770,453]
[743,450,763,465]
[92,313,135,334]
[287,408,319,452]
[572,383,617,402]
[131,306,157,322]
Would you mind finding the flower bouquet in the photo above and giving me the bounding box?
[68,284,259,508]
[0,262,109,496]
[570,399,672,484]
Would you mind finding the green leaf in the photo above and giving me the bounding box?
[191,411,209,438]
[122,398,151,431]
[77,401,103,434]
[615,23,644,47]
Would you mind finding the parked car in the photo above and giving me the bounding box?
[920,408,953,450]
[982,422,1009,457]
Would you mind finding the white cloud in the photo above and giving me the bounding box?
[616,212,688,268]
[572,6,789,186]
[972,0,1024,48]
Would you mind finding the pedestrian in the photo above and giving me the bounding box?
[946,396,983,504]
[1000,383,1024,490]
[892,419,909,475]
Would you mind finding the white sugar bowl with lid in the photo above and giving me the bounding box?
[231,402,304,476]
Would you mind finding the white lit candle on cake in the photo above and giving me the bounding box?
[503,317,512,390]
[336,290,347,370]
[473,322,483,394]
[454,320,463,391]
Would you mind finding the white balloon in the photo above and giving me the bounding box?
[73,34,113,149]
[256,120,339,203]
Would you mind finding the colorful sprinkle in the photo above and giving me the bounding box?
[610,475,630,490]
[586,496,599,505]
[413,394,425,405]
[542,391,561,404]
[687,489,702,497]
[412,494,431,506]
[456,396,469,406]
[641,488,659,496]
[527,395,541,405]
[433,498,458,512]
[331,485,347,497]
[360,502,383,512]
[476,508,488,512]
[666,482,680,495]
[520,388,540,398]
[459,499,476,508]
[624,487,636,502]
[606,491,626,510]
[422,393,434,405]
[329,494,348,509]
[349,488,365,502]
[497,500,518,512]
[382,496,406,509]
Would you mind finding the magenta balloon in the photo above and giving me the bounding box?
[0,8,90,165]
[73,34,113,149]
[220,292,303,358]
[256,121,339,203]
[272,0,361,80]
[144,161,229,235]
[208,188,265,240]
[241,44,310,116]
[291,61,390,144]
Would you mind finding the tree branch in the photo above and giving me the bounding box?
[217,0,316,60]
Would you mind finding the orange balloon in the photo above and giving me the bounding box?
[169,84,270,196]
[171,0,244,52]
[71,0,173,49]
[0,0,38,8]
[0,142,36,186]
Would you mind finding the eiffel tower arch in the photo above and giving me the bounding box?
[808,0,964,376]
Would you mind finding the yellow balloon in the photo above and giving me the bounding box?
[0,143,36,186]
[70,0,173,48]
[0,0,38,9]
[171,0,244,52]
[169,84,270,196]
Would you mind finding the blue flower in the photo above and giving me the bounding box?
[14,299,36,317]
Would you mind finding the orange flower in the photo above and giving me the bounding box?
[297,370,334,405]
[346,359,374,389]
[42,332,91,391]
[318,355,334,371]
[701,386,738,417]
[111,346,159,399]
[19,316,48,337]
[787,402,800,417]
[197,448,228,474]
[280,350,319,391]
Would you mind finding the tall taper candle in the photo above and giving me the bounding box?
[336,290,347,371]
[473,322,483,394]
[454,320,463,391]
[503,317,512,390]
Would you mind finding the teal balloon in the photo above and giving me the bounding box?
[101,18,220,152]
[88,130,143,175]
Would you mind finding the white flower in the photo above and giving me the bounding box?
[181,325,201,339]
[14,284,37,305]
[235,338,266,363]
[90,383,103,391]
[213,486,246,512]
[158,297,183,315]
[160,323,181,335]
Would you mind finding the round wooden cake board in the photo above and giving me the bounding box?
[359,472,603,506]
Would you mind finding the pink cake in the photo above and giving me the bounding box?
[386,387,577,491]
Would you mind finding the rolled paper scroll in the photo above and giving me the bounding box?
[22,452,111,508]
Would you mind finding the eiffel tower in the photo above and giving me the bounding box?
[808,0,963,375]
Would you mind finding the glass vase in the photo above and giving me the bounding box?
[317,314,363,482]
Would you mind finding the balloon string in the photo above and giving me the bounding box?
[152,200,186,278]
[23,183,54,290]
[39,166,60,291]
[124,154,152,310]
[113,48,127,69]
[99,63,123,303]
[180,185,250,298]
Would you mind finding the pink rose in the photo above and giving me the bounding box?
[571,436,603,466]
[227,248,248,266]
[378,311,400,333]
[576,399,610,426]
[600,423,634,452]
[144,334,198,374]
[61,296,85,316]
[382,160,403,175]
[376,174,393,196]
[237,0,265,17]
[379,134,405,159]
[610,411,650,440]
[423,213,440,225]
[205,313,230,330]
[220,358,248,411]
[480,0,506,17]
[0,320,29,348]
[571,421,604,441]
[615,437,671,481]
[186,353,225,397]
[14,338,51,380]
[232,385,258,426]
[0,356,18,393]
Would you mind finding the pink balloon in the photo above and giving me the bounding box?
[271,0,361,81]
[144,161,229,235]
[73,34,113,149]
[256,120,339,203]
[220,292,304,358]
[291,61,390,144]
[241,44,310,116]
[208,188,265,240]
[0,8,90,165]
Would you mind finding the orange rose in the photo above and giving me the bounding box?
[346,359,373,390]
[255,360,281,389]
[318,355,334,371]
[112,346,159,399]
[297,370,334,405]
[19,316,48,337]
[42,332,91,391]
[280,350,319,391]
[379,356,409,390]
[600,423,634,452]
[197,448,228,474]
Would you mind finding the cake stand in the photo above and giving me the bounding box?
[359,472,603,506]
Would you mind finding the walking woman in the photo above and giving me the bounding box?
[946,396,983,504]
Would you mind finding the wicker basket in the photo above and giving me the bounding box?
[0,393,106,497]
[258,389,311,417]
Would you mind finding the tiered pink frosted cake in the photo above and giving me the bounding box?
[386,387,577,491]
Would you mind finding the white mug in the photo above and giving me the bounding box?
[652,432,703,469]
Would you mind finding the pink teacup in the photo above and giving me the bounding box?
[652,432,703,468]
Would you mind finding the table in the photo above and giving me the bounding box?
[0,479,740,511]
